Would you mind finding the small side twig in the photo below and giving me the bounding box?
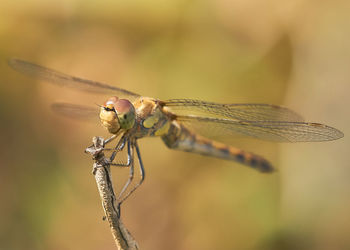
[85,136,138,250]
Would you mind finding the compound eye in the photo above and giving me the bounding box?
[114,99,136,129]
[114,99,132,113]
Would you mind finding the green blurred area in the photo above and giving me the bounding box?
[0,1,349,249]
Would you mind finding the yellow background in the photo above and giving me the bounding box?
[0,1,349,249]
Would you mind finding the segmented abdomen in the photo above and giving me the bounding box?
[162,121,274,173]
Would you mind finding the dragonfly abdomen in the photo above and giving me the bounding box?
[162,122,274,173]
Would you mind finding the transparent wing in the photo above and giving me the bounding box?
[8,58,140,99]
[163,99,304,121]
[51,102,99,121]
[177,115,344,142]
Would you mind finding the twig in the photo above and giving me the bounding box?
[85,136,139,250]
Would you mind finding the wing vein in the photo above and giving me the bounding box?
[8,58,140,98]
[176,115,343,142]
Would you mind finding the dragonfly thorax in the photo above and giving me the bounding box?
[132,97,173,138]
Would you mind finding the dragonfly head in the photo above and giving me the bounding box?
[100,96,136,134]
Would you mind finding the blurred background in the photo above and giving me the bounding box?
[0,0,349,249]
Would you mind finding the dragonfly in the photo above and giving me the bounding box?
[9,58,344,205]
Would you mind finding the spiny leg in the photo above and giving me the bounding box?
[118,140,145,204]
[93,134,126,160]
[106,137,144,206]
[134,140,145,188]
[109,134,128,162]
[103,134,117,145]
[109,135,127,162]
[107,138,134,216]
[109,138,132,167]
[117,140,135,202]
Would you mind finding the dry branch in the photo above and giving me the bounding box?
[85,136,138,250]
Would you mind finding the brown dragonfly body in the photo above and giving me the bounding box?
[121,96,274,172]
[9,58,344,204]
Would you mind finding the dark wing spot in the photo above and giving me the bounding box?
[309,122,324,127]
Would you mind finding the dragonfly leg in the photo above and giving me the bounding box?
[117,140,135,203]
[134,140,145,187]
[103,134,117,145]
[102,143,127,157]
[109,134,128,162]
[118,140,145,205]
[109,139,132,167]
